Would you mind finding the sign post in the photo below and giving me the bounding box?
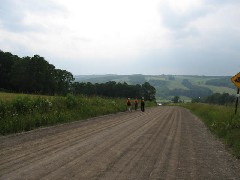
[231,72,240,114]
[235,89,239,114]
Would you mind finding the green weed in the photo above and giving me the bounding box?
[0,93,156,135]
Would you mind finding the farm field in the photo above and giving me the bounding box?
[0,106,239,179]
[74,74,236,102]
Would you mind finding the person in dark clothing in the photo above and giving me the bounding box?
[141,97,145,112]
[134,98,138,111]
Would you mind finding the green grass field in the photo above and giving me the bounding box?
[0,92,53,101]
[0,92,156,135]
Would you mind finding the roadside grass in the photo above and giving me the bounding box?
[0,93,156,135]
[182,103,240,158]
[0,92,52,101]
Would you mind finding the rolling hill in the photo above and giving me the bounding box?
[74,74,237,102]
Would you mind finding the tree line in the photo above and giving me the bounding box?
[0,50,74,95]
[0,50,156,100]
[72,81,156,101]
[205,77,235,89]
[192,93,235,105]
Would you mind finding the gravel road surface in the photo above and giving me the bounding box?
[0,106,240,179]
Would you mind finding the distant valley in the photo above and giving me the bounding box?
[74,74,236,102]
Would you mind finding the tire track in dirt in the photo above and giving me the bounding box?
[175,107,198,179]
[102,108,175,180]
[84,108,174,180]
[0,106,240,180]
[0,111,147,173]
[147,107,181,180]
[41,108,169,179]
[0,108,165,179]
[0,114,134,172]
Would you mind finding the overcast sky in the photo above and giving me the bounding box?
[1,0,240,76]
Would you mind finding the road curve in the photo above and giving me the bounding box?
[0,106,240,179]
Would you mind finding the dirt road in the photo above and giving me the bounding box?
[0,106,240,180]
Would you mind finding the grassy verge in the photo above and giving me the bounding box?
[182,103,240,158]
[0,93,156,135]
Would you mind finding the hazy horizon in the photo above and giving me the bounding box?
[73,73,232,77]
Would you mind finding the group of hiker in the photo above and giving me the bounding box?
[127,97,145,112]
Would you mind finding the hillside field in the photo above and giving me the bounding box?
[75,74,237,102]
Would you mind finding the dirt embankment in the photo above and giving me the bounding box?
[0,106,240,179]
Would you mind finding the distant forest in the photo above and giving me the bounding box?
[72,81,156,101]
[147,78,235,100]
[205,78,236,89]
[0,50,156,100]
[192,93,235,105]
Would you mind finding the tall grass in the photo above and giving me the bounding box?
[0,92,51,101]
[0,93,156,135]
[183,103,240,158]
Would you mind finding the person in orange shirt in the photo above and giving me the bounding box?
[134,98,138,111]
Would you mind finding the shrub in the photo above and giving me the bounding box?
[12,96,32,114]
[0,101,6,119]
[65,94,78,109]
[34,97,52,113]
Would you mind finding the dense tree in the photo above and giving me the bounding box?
[141,82,156,101]
[0,51,74,95]
[72,81,156,101]
[10,55,57,94]
[192,93,235,105]
[172,96,180,103]
[54,69,74,95]
[10,56,31,92]
[0,51,19,90]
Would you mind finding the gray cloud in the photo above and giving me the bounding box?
[207,0,240,5]
[0,0,65,32]
[1,0,239,76]
[174,27,200,39]
[140,47,239,76]
[159,3,208,30]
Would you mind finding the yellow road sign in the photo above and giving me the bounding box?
[231,72,240,89]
